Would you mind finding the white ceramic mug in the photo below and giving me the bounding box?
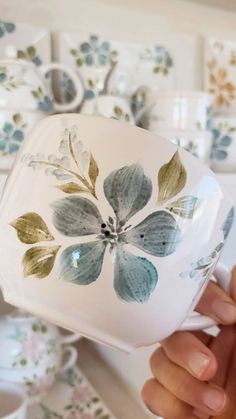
[80,94,135,124]
[0,382,27,419]
[0,58,84,113]
[142,90,212,131]
[210,116,236,173]
[156,129,212,163]
[0,115,233,353]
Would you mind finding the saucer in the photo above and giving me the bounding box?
[28,366,117,419]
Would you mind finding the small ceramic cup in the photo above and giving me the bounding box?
[156,129,212,163]
[210,116,236,173]
[0,109,43,169]
[0,344,78,402]
[80,95,135,124]
[144,90,212,131]
[0,382,27,419]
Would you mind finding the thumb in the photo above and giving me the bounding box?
[231,265,236,302]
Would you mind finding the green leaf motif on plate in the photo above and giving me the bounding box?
[10,212,54,244]
[23,246,60,278]
[167,196,201,219]
[158,151,187,204]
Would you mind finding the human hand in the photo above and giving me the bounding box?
[142,267,236,418]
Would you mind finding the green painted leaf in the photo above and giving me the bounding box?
[167,196,201,219]
[13,113,22,125]
[27,46,36,58]
[17,50,26,59]
[88,153,99,187]
[158,151,187,203]
[31,90,40,99]
[10,212,54,244]
[56,182,89,194]
[23,246,60,278]
[114,106,122,117]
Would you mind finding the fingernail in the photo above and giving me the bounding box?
[188,352,210,377]
[193,408,209,418]
[212,300,236,322]
[203,387,226,411]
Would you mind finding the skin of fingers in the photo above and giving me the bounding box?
[150,347,228,416]
[142,378,205,419]
[210,325,236,388]
[210,325,236,419]
[161,331,217,380]
[231,266,236,301]
[195,280,236,324]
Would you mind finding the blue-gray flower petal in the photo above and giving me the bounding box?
[52,196,103,237]
[114,245,158,302]
[104,164,152,224]
[61,240,107,284]
[121,210,182,257]
[222,206,235,240]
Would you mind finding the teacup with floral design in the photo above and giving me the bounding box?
[80,94,135,124]
[0,114,233,352]
[0,310,79,401]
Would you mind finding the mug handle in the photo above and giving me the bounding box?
[39,63,84,112]
[59,345,78,373]
[61,332,81,345]
[178,263,231,331]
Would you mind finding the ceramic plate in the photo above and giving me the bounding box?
[28,366,117,419]
[0,20,51,65]
[57,31,140,104]
[204,37,236,112]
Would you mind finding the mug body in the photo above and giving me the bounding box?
[0,382,27,419]
[80,95,134,124]
[0,109,43,169]
[210,116,236,173]
[148,90,212,131]
[156,129,212,163]
[0,59,53,112]
[0,115,233,352]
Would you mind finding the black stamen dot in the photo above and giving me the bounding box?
[101,223,106,228]
[140,234,144,238]
[105,231,110,236]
